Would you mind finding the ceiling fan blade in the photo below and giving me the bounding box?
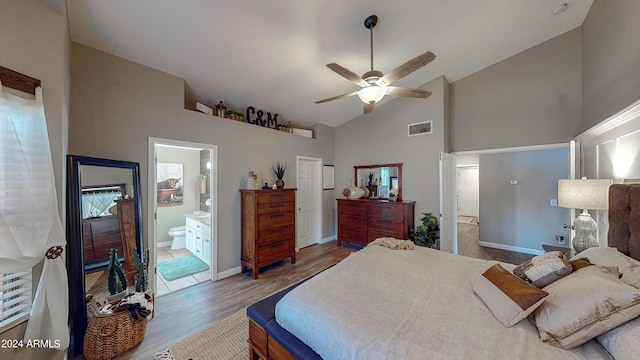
[326,63,369,87]
[315,90,360,104]
[377,51,436,86]
[364,101,375,114]
[386,86,432,98]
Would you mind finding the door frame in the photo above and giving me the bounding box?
[295,156,323,251]
[148,137,219,297]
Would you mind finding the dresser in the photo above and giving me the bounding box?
[240,189,297,279]
[337,199,415,246]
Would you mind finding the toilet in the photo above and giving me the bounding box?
[168,225,186,249]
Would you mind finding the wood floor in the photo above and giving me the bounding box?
[91,233,529,359]
[114,241,358,359]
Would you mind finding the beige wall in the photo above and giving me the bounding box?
[581,0,640,132]
[450,27,583,151]
[335,76,449,222]
[156,146,202,244]
[0,1,69,359]
[69,43,336,273]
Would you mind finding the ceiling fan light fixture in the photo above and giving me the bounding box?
[358,85,387,104]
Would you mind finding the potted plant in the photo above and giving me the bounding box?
[107,248,128,302]
[410,212,440,248]
[272,161,286,189]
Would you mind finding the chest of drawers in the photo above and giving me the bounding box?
[337,199,415,246]
[240,189,297,279]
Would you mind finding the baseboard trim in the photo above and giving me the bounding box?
[478,241,544,256]
[217,266,242,280]
[157,241,172,248]
[320,235,336,244]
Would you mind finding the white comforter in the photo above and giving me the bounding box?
[275,245,612,360]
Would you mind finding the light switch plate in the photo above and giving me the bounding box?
[550,198,558,207]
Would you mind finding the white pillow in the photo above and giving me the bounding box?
[535,265,640,349]
[570,246,640,288]
[597,317,640,360]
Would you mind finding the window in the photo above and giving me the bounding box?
[0,270,32,332]
[380,167,390,186]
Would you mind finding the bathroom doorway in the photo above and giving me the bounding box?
[148,138,218,297]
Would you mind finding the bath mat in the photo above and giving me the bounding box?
[158,255,208,281]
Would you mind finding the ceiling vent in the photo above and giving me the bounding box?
[408,121,432,137]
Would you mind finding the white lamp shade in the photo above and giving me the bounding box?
[358,86,387,104]
[557,179,613,210]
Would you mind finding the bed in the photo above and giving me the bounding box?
[247,183,640,359]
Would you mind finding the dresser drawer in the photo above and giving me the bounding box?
[258,200,295,214]
[368,203,404,219]
[338,212,366,229]
[338,225,368,245]
[258,240,294,263]
[258,191,295,205]
[368,217,404,234]
[258,224,295,247]
[258,212,295,230]
[338,200,367,215]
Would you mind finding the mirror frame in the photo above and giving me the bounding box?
[66,155,143,357]
[354,163,403,201]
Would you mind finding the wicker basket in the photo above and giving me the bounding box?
[83,301,147,360]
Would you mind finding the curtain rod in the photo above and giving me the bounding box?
[0,66,41,95]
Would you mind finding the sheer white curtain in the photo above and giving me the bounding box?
[0,83,69,350]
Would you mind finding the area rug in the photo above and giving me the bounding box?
[157,255,209,281]
[153,309,248,360]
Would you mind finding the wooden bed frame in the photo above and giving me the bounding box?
[248,183,640,360]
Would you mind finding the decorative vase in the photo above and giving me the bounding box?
[348,179,362,199]
[275,179,284,189]
[199,179,207,194]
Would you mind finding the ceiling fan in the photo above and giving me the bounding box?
[315,15,436,114]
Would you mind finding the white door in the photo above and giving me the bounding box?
[297,157,321,249]
[440,152,458,254]
[457,166,479,217]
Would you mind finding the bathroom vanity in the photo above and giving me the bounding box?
[185,214,211,266]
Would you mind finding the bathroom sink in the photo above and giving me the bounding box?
[193,211,210,218]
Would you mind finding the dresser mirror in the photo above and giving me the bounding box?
[354,163,403,200]
[66,155,143,356]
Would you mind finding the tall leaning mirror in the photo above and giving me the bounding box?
[66,155,143,356]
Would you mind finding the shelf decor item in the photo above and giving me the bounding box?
[272,161,286,189]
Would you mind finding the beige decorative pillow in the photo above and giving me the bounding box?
[535,265,640,349]
[473,264,549,327]
[570,246,640,288]
[513,251,572,288]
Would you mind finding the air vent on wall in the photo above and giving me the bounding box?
[408,121,432,136]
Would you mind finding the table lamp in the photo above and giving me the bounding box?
[557,178,613,253]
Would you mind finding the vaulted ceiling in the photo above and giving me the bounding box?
[67,0,593,128]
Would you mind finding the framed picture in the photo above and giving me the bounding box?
[157,163,183,207]
[323,165,335,190]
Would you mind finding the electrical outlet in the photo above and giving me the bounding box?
[555,235,566,245]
